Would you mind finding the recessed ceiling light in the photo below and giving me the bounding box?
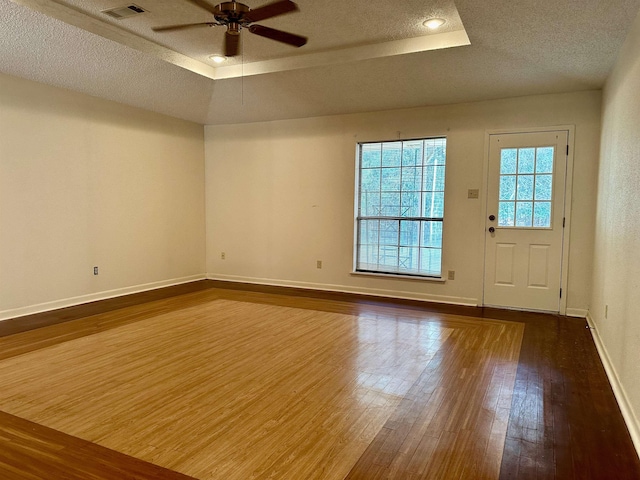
[423,18,446,30]
[209,55,227,64]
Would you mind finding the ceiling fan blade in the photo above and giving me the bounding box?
[225,31,240,57]
[152,22,216,32]
[185,0,217,14]
[244,0,298,23]
[248,24,307,47]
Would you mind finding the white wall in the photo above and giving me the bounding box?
[0,73,206,319]
[591,11,640,451]
[205,91,601,311]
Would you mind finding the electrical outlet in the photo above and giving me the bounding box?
[93,266,99,275]
[605,304,608,319]
[447,270,455,280]
[317,260,322,269]
[221,252,226,260]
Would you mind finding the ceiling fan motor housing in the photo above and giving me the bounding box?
[214,2,251,26]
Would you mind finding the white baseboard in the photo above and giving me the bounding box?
[0,274,206,322]
[566,308,588,318]
[586,311,640,459]
[207,274,479,307]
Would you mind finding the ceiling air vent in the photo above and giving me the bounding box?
[102,4,148,20]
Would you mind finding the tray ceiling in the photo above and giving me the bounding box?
[2,0,640,124]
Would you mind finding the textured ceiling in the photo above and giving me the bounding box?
[1,0,640,125]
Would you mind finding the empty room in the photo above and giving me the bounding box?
[1,0,640,478]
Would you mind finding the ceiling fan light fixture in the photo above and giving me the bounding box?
[423,17,446,30]
[210,54,228,63]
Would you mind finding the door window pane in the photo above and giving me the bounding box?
[516,175,534,200]
[533,202,552,227]
[499,176,516,200]
[535,175,553,201]
[517,148,535,173]
[498,146,555,229]
[536,147,554,173]
[516,202,533,227]
[500,149,517,174]
[498,202,515,227]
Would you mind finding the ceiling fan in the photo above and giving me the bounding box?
[152,0,307,57]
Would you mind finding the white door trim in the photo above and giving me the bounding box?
[481,125,575,315]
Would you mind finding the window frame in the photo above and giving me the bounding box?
[353,136,447,279]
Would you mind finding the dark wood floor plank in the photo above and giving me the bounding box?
[0,280,213,338]
[0,411,196,480]
[499,315,640,480]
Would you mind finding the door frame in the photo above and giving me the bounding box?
[481,126,576,315]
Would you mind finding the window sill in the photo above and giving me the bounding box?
[350,271,446,282]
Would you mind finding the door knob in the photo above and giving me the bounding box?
[489,215,496,221]
[488,227,495,233]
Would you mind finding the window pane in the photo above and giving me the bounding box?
[423,165,445,192]
[498,202,515,226]
[499,175,516,200]
[536,147,554,173]
[421,221,443,248]
[360,168,381,193]
[401,166,422,192]
[400,220,420,246]
[382,143,402,167]
[533,202,552,227]
[381,168,401,191]
[422,192,444,218]
[380,246,398,266]
[399,247,419,271]
[401,192,420,217]
[402,141,422,166]
[379,220,399,245]
[518,148,535,173]
[500,149,517,174]
[516,175,534,200]
[516,202,533,227]
[358,244,377,267]
[420,248,442,275]
[361,144,381,168]
[380,193,400,216]
[359,220,379,244]
[358,220,379,268]
[535,175,553,200]
[361,192,380,216]
[425,139,446,165]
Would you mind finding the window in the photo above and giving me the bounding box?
[355,137,447,277]
[498,146,554,228]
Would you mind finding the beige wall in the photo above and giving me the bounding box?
[591,11,640,448]
[205,90,601,311]
[0,73,206,319]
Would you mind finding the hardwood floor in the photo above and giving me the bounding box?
[0,282,638,479]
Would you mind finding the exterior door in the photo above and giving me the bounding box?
[483,131,568,312]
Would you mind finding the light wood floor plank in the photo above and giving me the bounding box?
[0,290,523,479]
